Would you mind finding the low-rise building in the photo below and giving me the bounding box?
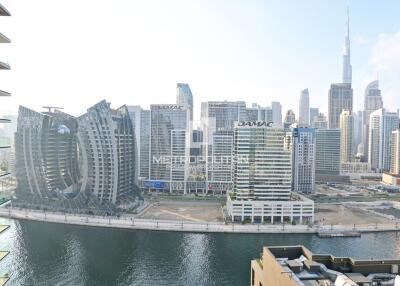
[251,245,400,286]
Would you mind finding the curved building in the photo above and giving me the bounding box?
[78,100,136,203]
[15,106,82,199]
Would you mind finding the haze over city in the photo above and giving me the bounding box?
[1,0,400,118]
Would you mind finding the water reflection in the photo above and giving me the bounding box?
[0,219,400,286]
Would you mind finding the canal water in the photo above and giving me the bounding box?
[0,218,399,286]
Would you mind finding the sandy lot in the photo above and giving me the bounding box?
[315,204,392,225]
[140,201,223,222]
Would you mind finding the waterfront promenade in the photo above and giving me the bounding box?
[1,206,400,234]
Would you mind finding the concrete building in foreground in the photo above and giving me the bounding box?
[368,108,399,172]
[227,121,314,224]
[78,101,136,203]
[251,245,400,286]
[290,127,315,194]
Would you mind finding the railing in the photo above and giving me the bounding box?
[1,206,400,235]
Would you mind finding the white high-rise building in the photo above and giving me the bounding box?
[391,130,400,175]
[340,110,354,163]
[233,122,292,201]
[271,101,282,125]
[363,80,383,159]
[368,108,399,172]
[226,121,314,224]
[290,127,315,193]
[299,89,310,126]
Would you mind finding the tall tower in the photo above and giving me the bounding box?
[340,110,354,163]
[299,89,310,126]
[176,83,193,120]
[342,7,352,85]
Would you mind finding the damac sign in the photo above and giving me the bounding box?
[237,121,273,127]
[152,105,183,110]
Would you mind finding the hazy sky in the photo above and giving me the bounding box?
[1,0,400,119]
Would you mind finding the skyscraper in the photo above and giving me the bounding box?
[363,80,383,158]
[328,83,353,129]
[342,7,352,84]
[312,113,328,129]
[390,129,400,175]
[284,110,296,125]
[200,101,246,194]
[340,110,354,163]
[149,104,190,193]
[15,106,82,200]
[79,101,137,203]
[290,127,315,193]
[309,107,319,126]
[368,108,399,172]
[226,121,314,223]
[126,106,150,182]
[315,129,341,176]
[271,101,282,125]
[299,89,310,126]
[232,122,292,201]
[176,83,194,120]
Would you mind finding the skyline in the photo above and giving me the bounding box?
[1,0,400,119]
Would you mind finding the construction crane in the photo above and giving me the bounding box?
[42,106,64,113]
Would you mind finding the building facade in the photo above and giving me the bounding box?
[290,127,315,194]
[15,106,82,200]
[126,106,150,182]
[227,121,314,223]
[339,110,354,163]
[298,89,309,126]
[315,129,341,175]
[391,129,400,175]
[271,101,282,125]
[368,108,399,172]
[78,100,136,203]
[363,80,383,159]
[176,83,193,121]
[284,110,296,126]
[309,107,319,126]
[328,83,353,129]
[149,104,190,193]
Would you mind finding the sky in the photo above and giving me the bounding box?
[1,0,400,119]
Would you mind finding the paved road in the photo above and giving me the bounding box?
[1,207,400,234]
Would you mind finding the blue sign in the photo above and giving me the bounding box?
[146,180,166,189]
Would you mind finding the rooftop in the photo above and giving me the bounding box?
[252,245,400,286]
